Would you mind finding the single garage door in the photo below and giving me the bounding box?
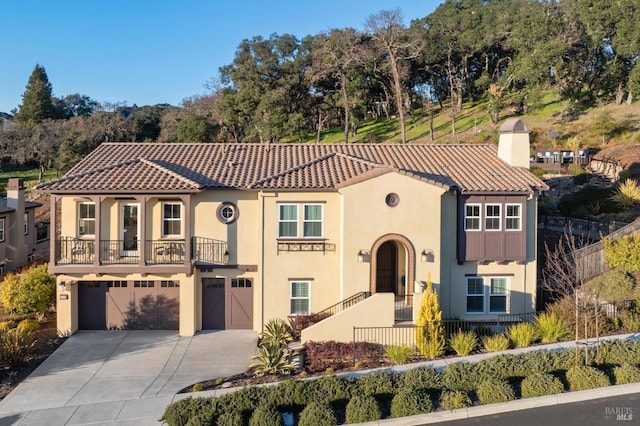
[78,280,179,330]
[202,277,253,330]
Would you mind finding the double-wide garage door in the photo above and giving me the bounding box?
[202,277,253,330]
[78,280,179,330]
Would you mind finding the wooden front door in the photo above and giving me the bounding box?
[376,241,397,293]
[202,278,226,329]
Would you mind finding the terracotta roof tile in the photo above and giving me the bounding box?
[37,143,547,194]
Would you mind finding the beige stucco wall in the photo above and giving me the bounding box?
[301,292,395,343]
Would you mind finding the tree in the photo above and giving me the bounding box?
[415,274,445,359]
[366,9,422,143]
[55,93,99,118]
[14,64,58,124]
[0,264,56,315]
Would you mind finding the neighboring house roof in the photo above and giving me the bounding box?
[36,143,547,194]
[0,199,41,214]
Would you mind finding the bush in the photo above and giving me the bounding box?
[191,383,204,392]
[442,362,478,391]
[548,295,612,338]
[566,366,610,391]
[345,395,381,423]
[482,333,510,352]
[385,345,413,364]
[535,313,569,343]
[0,321,14,331]
[521,372,565,398]
[610,179,640,208]
[162,397,218,426]
[618,310,640,332]
[476,380,515,404]
[603,235,640,273]
[399,366,443,391]
[261,318,293,346]
[305,341,382,372]
[249,341,294,377]
[249,404,283,426]
[305,375,355,405]
[612,364,640,385]
[415,275,445,360]
[217,411,244,426]
[588,270,635,302]
[266,379,308,409]
[390,388,434,418]
[439,390,472,410]
[0,264,56,315]
[449,330,477,356]
[508,322,538,348]
[17,319,41,333]
[359,370,396,397]
[299,402,337,426]
[600,340,640,366]
[0,327,37,367]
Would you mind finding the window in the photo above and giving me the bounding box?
[279,204,298,238]
[217,202,238,224]
[24,213,28,235]
[78,202,95,236]
[465,204,481,231]
[303,204,322,237]
[505,204,521,231]
[466,277,484,313]
[489,278,508,313]
[290,281,310,315]
[231,278,252,288]
[162,202,182,236]
[0,217,4,242]
[485,204,501,231]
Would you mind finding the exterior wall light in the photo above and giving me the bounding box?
[223,250,230,263]
[357,249,370,263]
[421,249,434,263]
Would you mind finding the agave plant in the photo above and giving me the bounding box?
[261,318,294,346]
[249,341,294,377]
[610,179,640,208]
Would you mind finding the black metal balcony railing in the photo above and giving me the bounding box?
[55,236,227,266]
[192,236,228,265]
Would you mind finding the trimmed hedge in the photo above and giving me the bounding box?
[476,380,515,404]
[521,372,565,398]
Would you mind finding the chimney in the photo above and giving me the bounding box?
[6,178,27,267]
[498,118,530,169]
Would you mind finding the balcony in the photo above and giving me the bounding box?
[54,236,228,271]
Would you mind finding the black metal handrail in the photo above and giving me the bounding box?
[146,240,186,264]
[56,237,95,265]
[292,291,371,334]
[192,236,228,265]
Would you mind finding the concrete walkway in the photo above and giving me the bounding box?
[0,330,258,426]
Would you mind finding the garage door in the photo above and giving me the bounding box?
[202,277,253,330]
[78,280,179,330]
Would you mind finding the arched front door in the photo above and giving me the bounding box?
[376,241,397,293]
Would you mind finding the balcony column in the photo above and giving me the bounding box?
[136,196,147,266]
[180,195,192,267]
[92,196,102,267]
[49,195,58,266]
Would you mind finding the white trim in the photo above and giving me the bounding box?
[505,203,522,231]
[489,277,509,313]
[120,203,140,256]
[464,203,481,231]
[77,202,96,236]
[302,203,323,238]
[485,204,502,231]
[466,276,510,314]
[278,204,298,238]
[290,280,311,315]
[161,201,183,237]
[466,277,485,314]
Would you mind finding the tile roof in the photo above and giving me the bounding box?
[0,199,41,214]
[36,143,547,194]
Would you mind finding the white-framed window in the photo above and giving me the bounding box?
[485,204,501,231]
[0,217,4,242]
[466,277,484,313]
[466,276,510,314]
[278,204,298,238]
[162,202,182,236]
[24,213,28,235]
[290,280,310,315]
[217,202,238,224]
[303,204,323,238]
[489,277,509,313]
[505,204,522,231]
[465,204,481,231]
[78,202,96,236]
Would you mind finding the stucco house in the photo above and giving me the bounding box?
[37,118,547,341]
[0,178,41,275]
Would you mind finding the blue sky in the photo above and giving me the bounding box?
[0,1,441,114]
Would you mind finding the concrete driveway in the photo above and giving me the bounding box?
[0,330,258,425]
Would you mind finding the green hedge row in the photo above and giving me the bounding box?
[163,339,640,426]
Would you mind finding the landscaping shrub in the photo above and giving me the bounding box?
[221,386,269,415]
[298,402,337,426]
[359,370,396,397]
[535,312,569,343]
[265,379,308,409]
[304,375,355,406]
[482,333,510,352]
[161,397,218,426]
[305,341,382,372]
[475,354,523,382]
[476,380,516,404]
[249,341,294,377]
[385,345,413,364]
[548,295,612,338]
[587,270,635,302]
[603,235,640,273]
[16,319,40,333]
[0,327,37,367]
[261,318,294,346]
[399,366,443,391]
[249,404,283,426]
[449,330,477,356]
[566,365,610,391]
[618,310,640,332]
[345,395,381,424]
[390,388,434,418]
[600,340,640,366]
[508,322,538,348]
[0,321,14,331]
[217,411,245,426]
[612,364,640,385]
[442,362,478,391]
[439,390,471,410]
[521,372,565,398]
[0,264,55,315]
[415,275,445,359]
[610,179,640,208]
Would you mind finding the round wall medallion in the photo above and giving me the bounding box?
[216,202,239,224]
[385,193,400,207]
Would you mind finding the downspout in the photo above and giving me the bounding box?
[260,192,265,333]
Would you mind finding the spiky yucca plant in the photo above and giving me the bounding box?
[610,179,640,208]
